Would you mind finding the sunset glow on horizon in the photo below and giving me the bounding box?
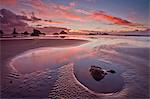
[0,0,149,34]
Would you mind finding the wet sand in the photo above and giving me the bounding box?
[1,38,88,59]
[1,38,88,73]
[1,36,149,98]
[0,38,88,98]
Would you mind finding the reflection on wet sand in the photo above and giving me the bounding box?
[10,44,125,94]
[1,36,149,98]
[10,47,87,74]
[1,38,89,98]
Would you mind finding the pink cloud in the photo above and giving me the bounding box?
[23,0,84,21]
[75,9,90,15]
[127,11,138,21]
[0,8,69,34]
[0,0,17,5]
[91,11,139,26]
[69,2,76,7]
[1,0,146,32]
[27,1,142,27]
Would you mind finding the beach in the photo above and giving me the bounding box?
[1,0,149,98]
[1,36,149,98]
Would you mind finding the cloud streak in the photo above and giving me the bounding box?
[6,0,142,27]
[0,0,17,5]
[1,0,147,32]
[0,9,69,33]
[21,0,84,21]
[90,11,139,26]
[0,9,28,30]
[25,0,142,27]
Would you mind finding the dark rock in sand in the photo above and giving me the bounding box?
[89,65,116,81]
[89,65,107,81]
[107,70,116,73]
[10,80,13,83]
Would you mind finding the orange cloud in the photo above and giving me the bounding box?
[91,11,139,26]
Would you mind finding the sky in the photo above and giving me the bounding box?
[0,0,149,34]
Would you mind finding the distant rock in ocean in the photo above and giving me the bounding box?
[88,33,96,35]
[60,36,66,38]
[60,30,68,34]
[22,31,30,35]
[12,28,19,37]
[31,29,45,36]
[53,33,59,35]
[0,30,4,37]
[12,28,18,34]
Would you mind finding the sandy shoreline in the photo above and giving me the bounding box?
[1,37,149,98]
[1,38,88,59]
[1,38,88,73]
[0,38,88,96]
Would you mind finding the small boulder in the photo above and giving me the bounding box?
[89,66,107,81]
[89,65,116,81]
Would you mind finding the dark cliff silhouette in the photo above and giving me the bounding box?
[88,33,96,35]
[31,29,45,36]
[22,31,30,35]
[0,30,4,37]
[12,28,19,37]
[12,28,18,34]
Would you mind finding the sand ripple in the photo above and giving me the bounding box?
[48,63,127,99]
[48,63,101,99]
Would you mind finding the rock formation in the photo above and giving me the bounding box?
[89,65,116,81]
